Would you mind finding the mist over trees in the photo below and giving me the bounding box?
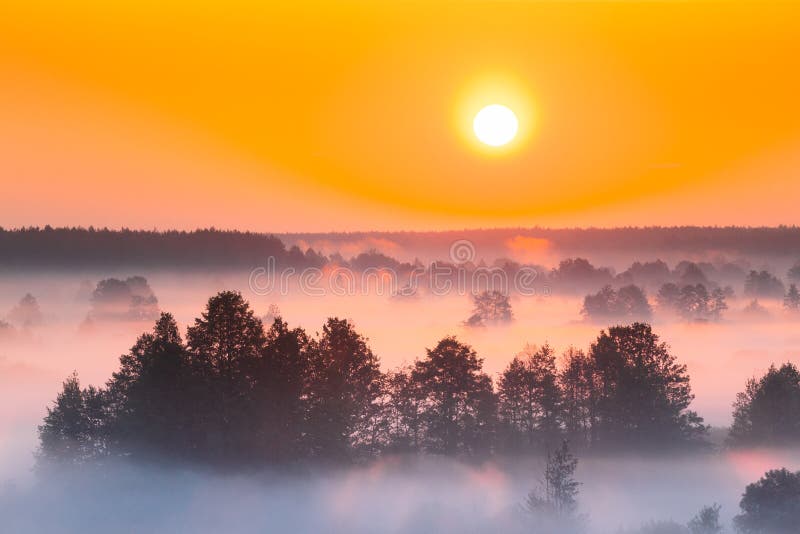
[8,226,800,270]
[465,290,513,327]
[38,291,714,470]
[656,283,727,322]
[744,270,785,299]
[734,469,800,534]
[7,293,43,327]
[86,277,159,322]
[581,284,652,322]
[524,440,583,533]
[728,363,800,447]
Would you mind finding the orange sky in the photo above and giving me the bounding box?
[1,1,799,232]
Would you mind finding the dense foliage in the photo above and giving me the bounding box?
[38,292,711,468]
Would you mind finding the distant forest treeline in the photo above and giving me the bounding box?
[4,226,800,269]
[0,227,320,269]
[285,225,800,256]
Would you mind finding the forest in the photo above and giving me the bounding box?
[33,291,800,532]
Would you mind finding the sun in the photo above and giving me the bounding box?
[473,104,519,147]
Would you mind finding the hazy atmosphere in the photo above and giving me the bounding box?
[3,1,800,532]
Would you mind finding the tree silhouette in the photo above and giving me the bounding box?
[498,344,562,451]
[525,440,582,532]
[38,373,107,465]
[305,318,383,461]
[657,283,725,322]
[550,257,614,293]
[255,317,313,462]
[734,469,800,533]
[106,313,194,460]
[744,270,785,299]
[560,348,598,448]
[589,323,707,449]
[412,337,496,456]
[465,290,513,327]
[728,363,800,447]
[788,261,800,284]
[87,277,159,322]
[784,284,800,312]
[37,291,714,468]
[185,291,267,462]
[688,504,722,534]
[582,285,651,321]
[381,366,424,453]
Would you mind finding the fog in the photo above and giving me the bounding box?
[2,265,800,532]
[3,451,800,533]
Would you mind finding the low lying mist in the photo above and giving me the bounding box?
[3,450,799,533]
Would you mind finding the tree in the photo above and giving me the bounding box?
[87,277,159,322]
[497,344,562,451]
[708,288,728,321]
[581,285,651,321]
[657,283,681,311]
[617,260,671,288]
[38,373,108,466]
[560,348,598,448]
[465,290,513,327]
[688,504,722,534]
[550,258,614,293]
[744,270,785,299]
[254,318,313,462]
[676,262,709,286]
[616,284,653,319]
[412,337,496,456]
[185,291,267,462]
[734,469,800,533]
[8,293,43,327]
[728,363,800,446]
[658,283,725,322]
[106,313,193,460]
[784,284,800,312]
[581,285,617,320]
[589,323,707,450]
[787,262,800,284]
[381,366,424,453]
[525,440,582,533]
[678,284,711,321]
[306,318,383,461]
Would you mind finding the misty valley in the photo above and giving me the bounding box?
[1,228,799,533]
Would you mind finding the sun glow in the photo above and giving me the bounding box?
[473,105,518,147]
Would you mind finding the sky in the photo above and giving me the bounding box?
[2,1,799,232]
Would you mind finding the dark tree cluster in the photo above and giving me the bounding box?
[734,468,800,534]
[744,270,785,299]
[549,258,615,293]
[783,284,800,312]
[656,283,728,322]
[728,363,800,447]
[0,227,304,270]
[555,324,707,451]
[86,276,160,322]
[581,284,652,321]
[465,290,513,327]
[39,294,708,469]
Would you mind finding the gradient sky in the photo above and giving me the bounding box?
[2,1,799,232]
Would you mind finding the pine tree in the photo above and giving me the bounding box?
[784,284,800,312]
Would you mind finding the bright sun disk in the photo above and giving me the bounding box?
[473,104,518,147]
